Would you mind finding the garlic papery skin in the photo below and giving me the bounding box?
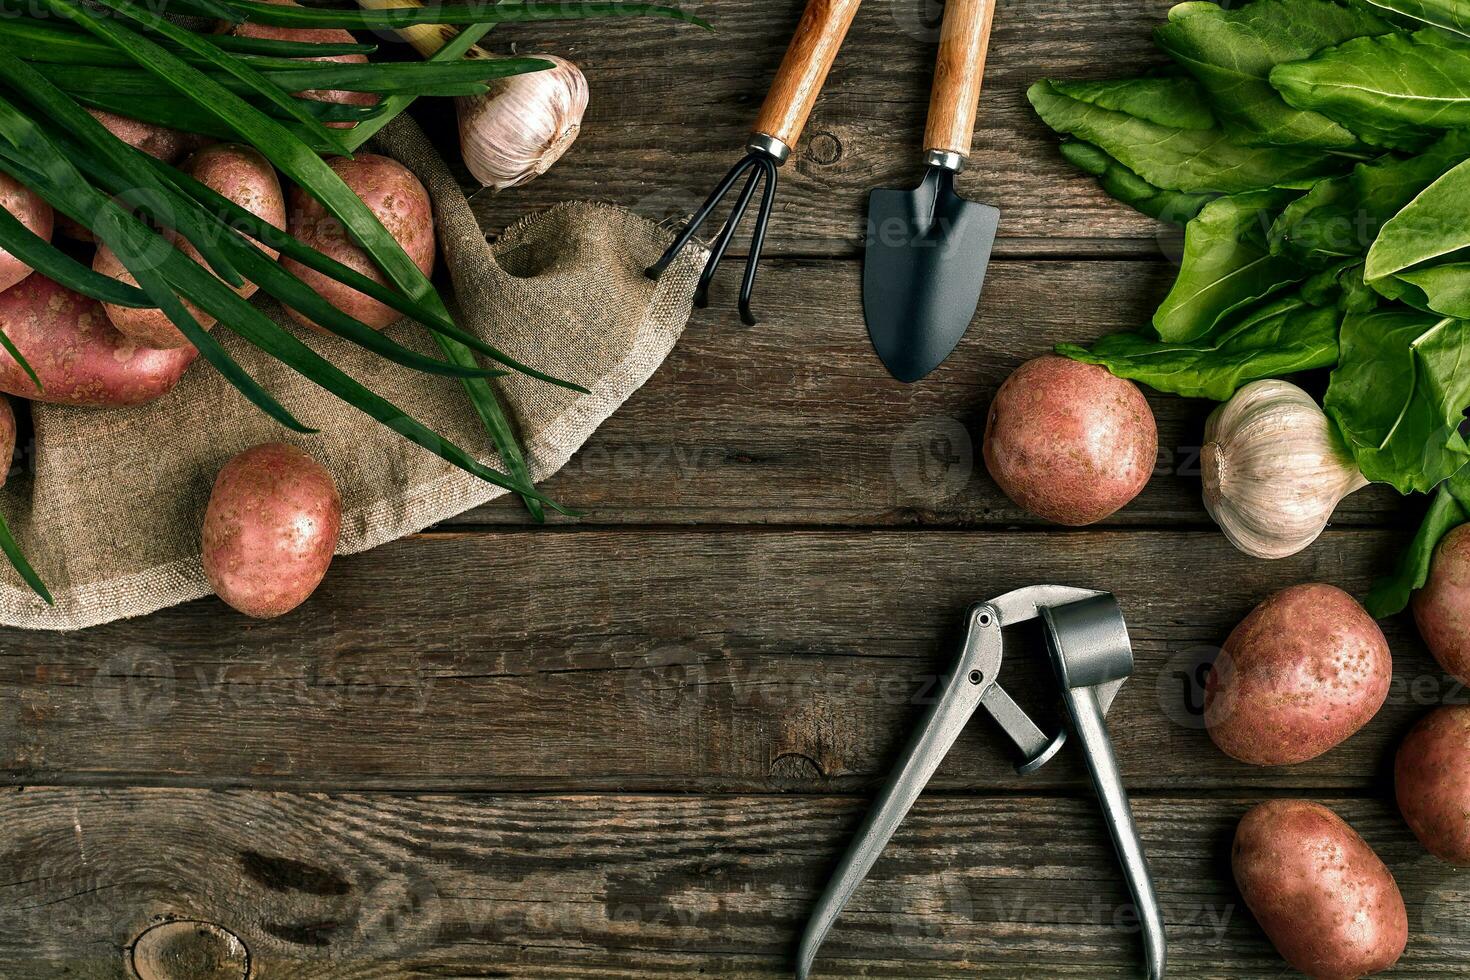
[1202,379,1370,560]
[457,56,589,192]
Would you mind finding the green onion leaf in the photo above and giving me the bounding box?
[75,0,351,156]
[230,1,711,31]
[0,510,53,605]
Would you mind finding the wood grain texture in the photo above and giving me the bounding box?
[1,528,1451,793]
[465,0,1181,256]
[752,0,865,150]
[924,0,997,159]
[1,788,1464,978]
[446,258,1407,528]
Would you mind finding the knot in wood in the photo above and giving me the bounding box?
[129,920,249,980]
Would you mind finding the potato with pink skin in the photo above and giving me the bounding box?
[56,110,197,243]
[85,108,194,163]
[0,275,197,407]
[221,0,379,129]
[0,172,52,294]
[96,145,286,349]
[279,154,435,332]
[1206,584,1390,766]
[202,443,342,619]
[1412,524,1470,685]
[0,397,15,490]
[1234,800,1407,980]
[983,356,1157,525]
[1396,705,1470,865]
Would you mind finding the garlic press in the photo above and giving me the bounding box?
[795,586,1166,980]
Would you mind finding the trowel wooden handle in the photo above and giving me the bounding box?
[752,0,863,153]
[923,0,997,160]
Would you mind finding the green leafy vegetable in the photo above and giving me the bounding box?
[1154,189,1305,341]
[1363,0,1470,37]
[1272,29,1470,140]
[1366,155,1470,284]
[1058,292,1341,400]
[1028,77,1344,193]
[1156,0,1391,149]
[1270,130,1470,267]
[1058,140,1218,223]
[1324,308,1470,492]
[1048,77,1216,129]
[1302,260,1382,312]
[1366,465,1470,616]
[1388,262,1470,316]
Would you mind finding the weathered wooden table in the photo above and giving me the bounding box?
[4,1,1468,976]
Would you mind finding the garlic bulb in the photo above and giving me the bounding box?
[1202,379,1370,560]
[457,57,589,192]
[354,0,587,191]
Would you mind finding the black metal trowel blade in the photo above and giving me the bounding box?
[863,165,1000,383]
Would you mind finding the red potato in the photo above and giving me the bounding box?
[0,275,197,407]
[1412,523,1470,684]
[279,154,435,332]
[222,0,379,128]
[96,144,286,349]
[983,355,1156,525]
[0,397,15,489]
[202,442,342,619]
[0,172,52,294]
[85,108,195,164]
[56,110,198,243]
[1206,584,1390,766]
[1396,705,1470,865]
[1234,800,1407,980]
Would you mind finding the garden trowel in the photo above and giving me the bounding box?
[864,0,1000,383]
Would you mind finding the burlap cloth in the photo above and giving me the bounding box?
[0,116,704,630]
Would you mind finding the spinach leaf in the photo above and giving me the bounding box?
[1028,78,1345,193]
[1271,131,1470,267]
[1390,261,1470,316]
[1366,153,1470,285]
[1363,0,1470,36]
[1049,77,1216,130]
[1057,291,1341,400]
[1302,260,1382,311]
[1272,29,1470,140]
[1155,189,1306,341]
[1058,139,1218,223]
[1366,464,1470,616]
[1156,0,1391,149]
[1324,308,1470,492]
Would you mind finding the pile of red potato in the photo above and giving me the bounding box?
[985,355,1470,979]
[0,28,438,617]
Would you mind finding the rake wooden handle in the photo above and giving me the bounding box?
[752,0,863,153]
[924,0,997,160]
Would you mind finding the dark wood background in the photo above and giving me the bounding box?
[4,1,1468,977]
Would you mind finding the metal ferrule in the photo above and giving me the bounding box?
[925,148,967,173]
[747,133,792,165]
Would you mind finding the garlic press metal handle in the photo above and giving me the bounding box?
[794,587,1167,980]
[795,602,1006,980]
[1041,596,1166,980]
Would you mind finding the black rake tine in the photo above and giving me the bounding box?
[739,156,779,327]
[694,165,764,309]
[646,153,760,280]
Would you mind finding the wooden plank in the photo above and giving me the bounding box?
[461,0,1181,257]
[450,257,1406,527]
[2,529,1449,793]
[0,788,1464,977]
